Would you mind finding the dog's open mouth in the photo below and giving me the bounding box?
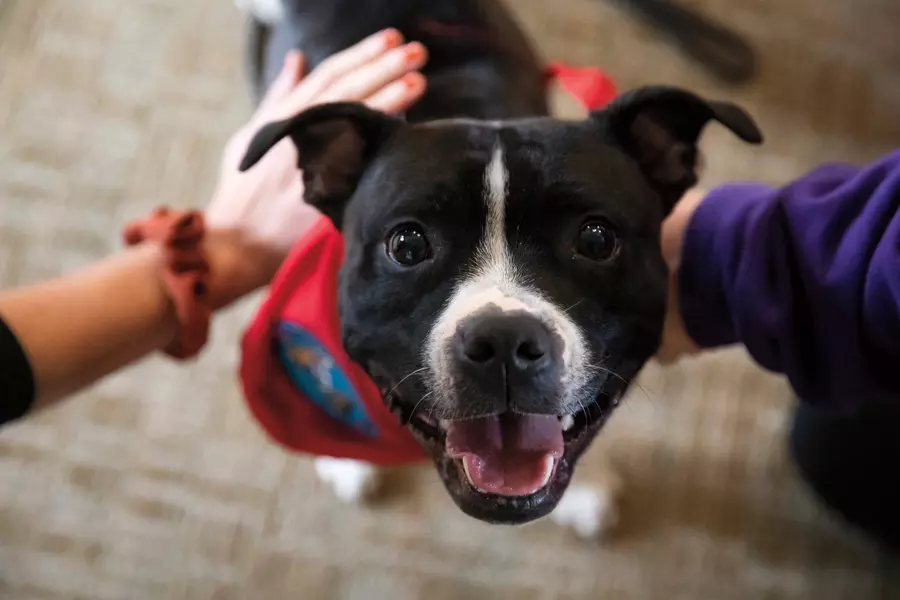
[444,413,562,496]
[398,398,608,498]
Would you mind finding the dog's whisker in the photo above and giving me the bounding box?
[386,366,429,400]
[586,361,658,413]
[619,376,658,414]
[575,395,589,425]
[563,299,584,314]
[587,362,629,386]
[408,390,436,421]
[635,382,658,413]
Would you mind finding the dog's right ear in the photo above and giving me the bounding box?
[239,102,405,229]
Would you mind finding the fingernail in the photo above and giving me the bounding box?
[402,73,422,89]
[404,43,425,63]
[383,28,403,48]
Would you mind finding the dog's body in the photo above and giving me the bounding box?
[237,0,762,537]
[242,0,548,120]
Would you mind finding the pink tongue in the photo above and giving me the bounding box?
[446,414,563,497]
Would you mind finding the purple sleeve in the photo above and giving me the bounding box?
[679,150,900,410]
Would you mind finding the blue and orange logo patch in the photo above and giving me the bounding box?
[273,321,379,438]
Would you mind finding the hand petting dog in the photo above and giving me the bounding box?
[0,29,430,411]
[205,28,428,308]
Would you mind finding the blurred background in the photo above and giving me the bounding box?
[1,0,899,598]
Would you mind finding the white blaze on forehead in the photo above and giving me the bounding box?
[481,143,514,284]
[425,140,591,409]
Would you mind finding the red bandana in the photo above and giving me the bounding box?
[240,65,617,465]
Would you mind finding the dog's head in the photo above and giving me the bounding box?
[240,87,762,524]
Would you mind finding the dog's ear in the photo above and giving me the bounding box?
[596,86,762,212]
[239,102,405,229]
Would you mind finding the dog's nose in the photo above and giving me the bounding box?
[450,310,564,414]
[457,312,554,374]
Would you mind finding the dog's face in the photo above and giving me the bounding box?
[241,87,762,524]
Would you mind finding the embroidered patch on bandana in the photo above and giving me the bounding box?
[273,321,379,438]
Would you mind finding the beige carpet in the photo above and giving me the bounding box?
[1,0,899,598]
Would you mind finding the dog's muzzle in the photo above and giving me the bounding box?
[441,310,566,497]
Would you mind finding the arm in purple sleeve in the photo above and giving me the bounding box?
[679,150,900,410]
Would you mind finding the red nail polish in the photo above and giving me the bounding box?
[405,44,425,63]
[383,29,402,48]
[402,73,421,89]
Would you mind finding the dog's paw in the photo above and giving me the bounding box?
[234,0,284,25]
[550,478,621,540]
[314,458,381,504]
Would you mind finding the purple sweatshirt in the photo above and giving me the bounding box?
[680,150,900,410]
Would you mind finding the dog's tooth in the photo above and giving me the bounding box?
[560,414,575,432]
[439,419,450,431]
[538,456,555,488]
[461,457,480,490]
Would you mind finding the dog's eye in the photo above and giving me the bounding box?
[387,226,431,266]
[575,220,619,262]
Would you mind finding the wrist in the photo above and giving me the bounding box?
[204,228,284,310]
[123,208,213,359]
[656,188,707,363]
[134,241,181,346]
[661,188,707,269]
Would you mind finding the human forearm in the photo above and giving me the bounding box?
[0,242,177,409]
[0,227,278,412]
[671,151,900,409]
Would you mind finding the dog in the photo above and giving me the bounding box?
[236,0,762,537]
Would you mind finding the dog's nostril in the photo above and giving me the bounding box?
[516,340,545,362]
[456,313,556,373]
[464,337,496,363]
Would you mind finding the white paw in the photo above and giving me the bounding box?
[550,477,622,540]
[314,458,381,504]
[234,0,285,25]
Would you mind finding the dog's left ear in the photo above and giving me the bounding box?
[596,86,763,212]
[239,102,405,229]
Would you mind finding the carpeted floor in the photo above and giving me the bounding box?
[1,0,899,598]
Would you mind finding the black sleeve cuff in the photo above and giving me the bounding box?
[0,315,36,425]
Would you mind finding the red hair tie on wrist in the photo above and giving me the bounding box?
[122,207,212,360]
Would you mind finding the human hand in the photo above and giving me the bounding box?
[204,29,428,308]
[656,188,707,363]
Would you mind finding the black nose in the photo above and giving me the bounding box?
[457,312,555,373]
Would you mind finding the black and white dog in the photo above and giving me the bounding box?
[236,0,762,537]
